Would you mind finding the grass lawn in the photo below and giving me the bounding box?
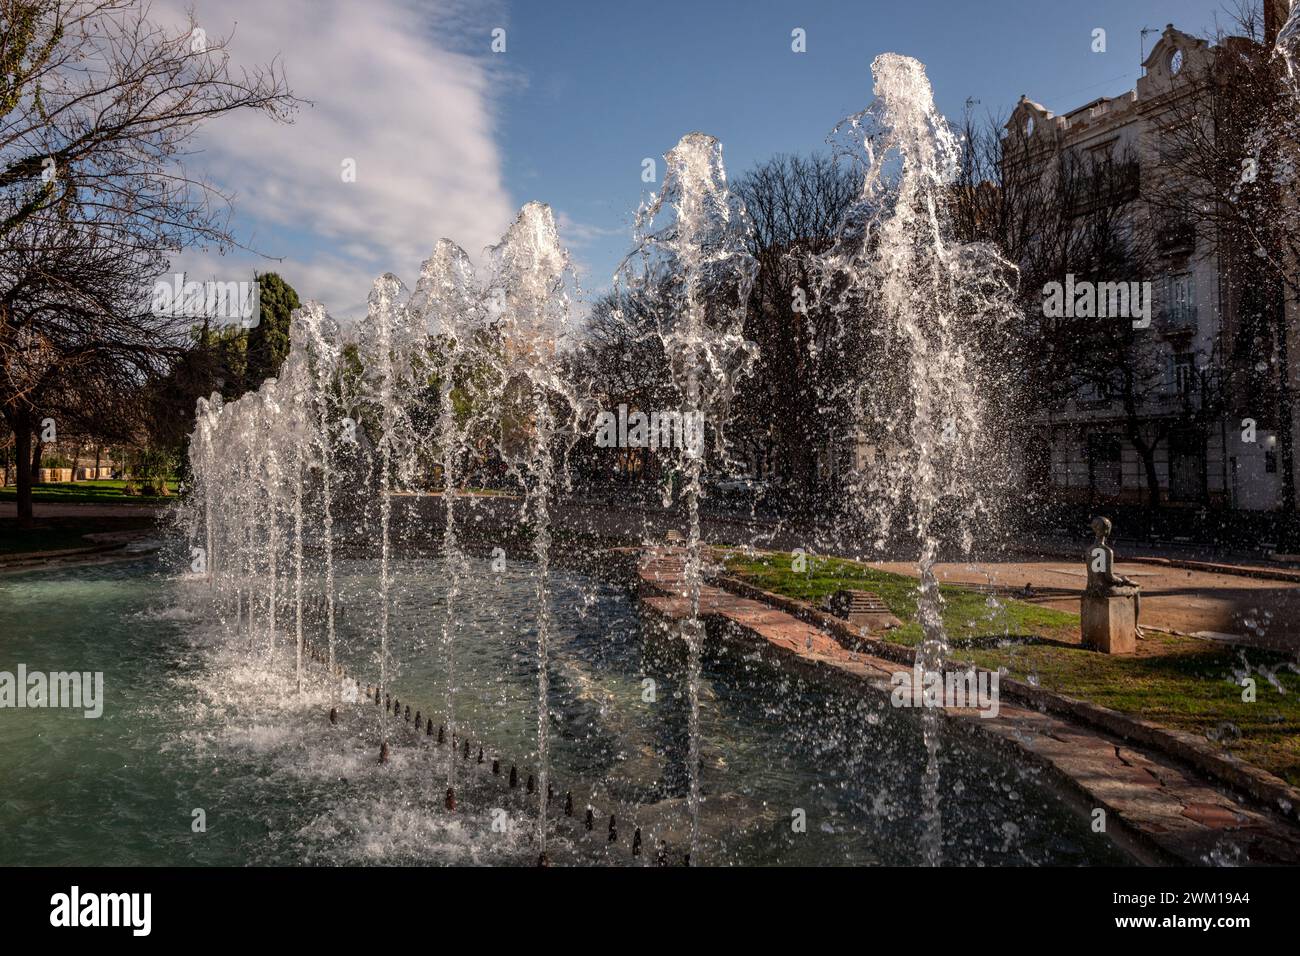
[0,515,160,555]
[0,479,179,505]
[718,549,1300,786]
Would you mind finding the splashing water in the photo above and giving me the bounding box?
[1278,1,1300,92]
[177,70,1029,868]
[818,54,1016,864]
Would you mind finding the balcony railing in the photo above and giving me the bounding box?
[1161,303,1198,330]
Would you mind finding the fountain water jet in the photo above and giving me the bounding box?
[485,202,582,855]
[818,54,1016,864]
[175,90,1025,867]
[615,132,759,862]
[408,238,487,796]
[295,305,344,674]
[357,274,424,748]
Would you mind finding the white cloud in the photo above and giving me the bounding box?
[163,0,514,318]
[555,210,626,247]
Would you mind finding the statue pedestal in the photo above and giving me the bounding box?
[1080,592,1137,654]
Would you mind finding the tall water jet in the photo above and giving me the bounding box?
[242,400,260,649]
[293,304,344,674]
[615,133,759,862]
[188,394,221,591]
[257,380,284,659]
[1279,1,1300,91]
[357,275,424,748]
[409,239,487,796]
[818,54,1016,864]
[485,202,581,854]
[277,340,315,692]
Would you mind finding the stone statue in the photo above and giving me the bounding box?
[1081,516,1142,651]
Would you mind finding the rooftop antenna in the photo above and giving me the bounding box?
[1140,25,1158,63]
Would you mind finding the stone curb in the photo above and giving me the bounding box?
[1124,555,1300,584]
[0,542,128,569]
[1032,546,1300,584]
[708,572,1300,827]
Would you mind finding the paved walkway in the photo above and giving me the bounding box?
[637,548,1300,865]
[0,501,165,518]
[869,558,1300,652]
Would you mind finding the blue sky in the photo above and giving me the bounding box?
[172,0,1241,317]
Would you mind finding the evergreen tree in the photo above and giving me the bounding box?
[245,272,301,390]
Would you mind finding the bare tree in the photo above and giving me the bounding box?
[0,0,297,524]
[731,153,858,513]
[566,289,674,490]
[1,211,171,518]
[1,0,295,240]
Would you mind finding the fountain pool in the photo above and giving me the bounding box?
[0,550,1128,866]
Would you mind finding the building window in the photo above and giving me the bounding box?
[1168,427,1205,503]
[1162,272,1196,325]
[1087,433,1122,495]
[1078,375,1111,404]
[1175,353,1197,395]
[1165,352,1197,397]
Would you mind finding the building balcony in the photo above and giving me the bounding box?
[1158,304,1198,334]
[1158,222,1197,254]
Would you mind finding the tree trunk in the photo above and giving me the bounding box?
[14,419,34,527]
[1274,280,1296,513]
[1126,425,1162,511]
[1139,444,1162,509]
[30,434,42,481]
